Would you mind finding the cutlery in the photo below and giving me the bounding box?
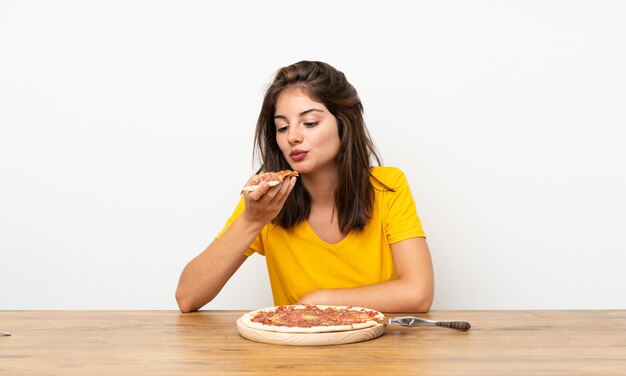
[0,331,11,336]
[385,316,471,331]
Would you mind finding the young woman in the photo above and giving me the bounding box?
[176,61,434,313]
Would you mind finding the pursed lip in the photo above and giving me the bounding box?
[290,149,307,156]
[289,149,308,161]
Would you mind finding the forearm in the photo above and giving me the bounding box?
[298,277,433,313]
[176,177,297,312]
[299,238,434,313]
[175,216,263,312]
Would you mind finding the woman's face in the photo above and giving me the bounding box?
[274,87,341,175]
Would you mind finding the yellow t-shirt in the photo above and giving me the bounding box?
[217,166,426,306]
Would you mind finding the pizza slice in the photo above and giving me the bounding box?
[242,170,299,192]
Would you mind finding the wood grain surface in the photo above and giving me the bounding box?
[1,310,625,375]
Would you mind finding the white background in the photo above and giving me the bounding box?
[1,1,625,310]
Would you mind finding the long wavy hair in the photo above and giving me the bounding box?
[253,61,387,233]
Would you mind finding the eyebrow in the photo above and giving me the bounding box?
[274,108,325,120]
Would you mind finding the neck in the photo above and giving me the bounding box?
[301,168,338,207]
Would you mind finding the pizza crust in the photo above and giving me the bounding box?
[239,305,385,334]
[242,181,280,192]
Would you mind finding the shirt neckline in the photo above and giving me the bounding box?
[302,219,353,249]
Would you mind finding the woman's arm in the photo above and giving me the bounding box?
[175,176,297,312]
[174,216,261,313]
[298,237,434,312]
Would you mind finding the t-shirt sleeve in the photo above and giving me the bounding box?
[383,168,426,244]
[216,196,265,257]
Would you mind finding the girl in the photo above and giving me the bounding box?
[176,61,434,313]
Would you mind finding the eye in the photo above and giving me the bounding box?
[303,121,319,128]
[276,125,289,133]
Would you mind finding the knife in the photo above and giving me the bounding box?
[384,316,471,331]
[0,331,11,336]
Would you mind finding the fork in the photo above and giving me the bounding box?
[386,316,471,331]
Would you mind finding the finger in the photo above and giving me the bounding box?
[261,182,284,202]
[271,176,297,204]
[283,176,297,195]
[247,182,271,201]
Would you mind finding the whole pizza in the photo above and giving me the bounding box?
[239,304,385,333]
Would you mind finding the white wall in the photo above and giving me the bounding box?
[1,0,625,310]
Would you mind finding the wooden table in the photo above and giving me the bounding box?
[1,310,625,375]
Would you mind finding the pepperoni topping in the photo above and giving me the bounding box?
[257,170,298,184]
[251,305,380,328]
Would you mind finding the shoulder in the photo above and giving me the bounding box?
[370,166,408,189]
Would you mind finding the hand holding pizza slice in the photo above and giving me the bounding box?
[243,170,299,192]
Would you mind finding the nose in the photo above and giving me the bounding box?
[287,125,302,145]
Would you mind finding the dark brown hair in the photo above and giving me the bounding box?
[254,61,387,233]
